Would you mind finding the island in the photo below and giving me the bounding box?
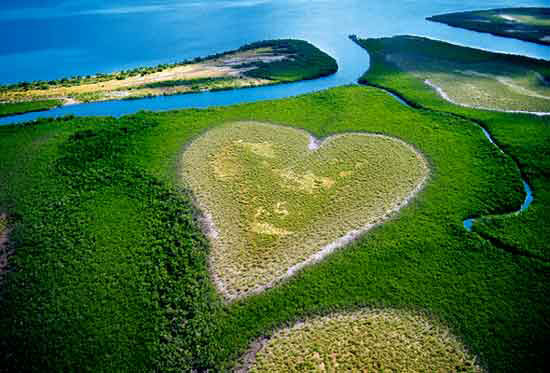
[0,39,337,117]
[427,7,550,46]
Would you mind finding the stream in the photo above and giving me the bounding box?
[463,127,533,231]
[0,0,542,230]
[377,87,534,231]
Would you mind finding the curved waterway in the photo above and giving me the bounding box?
[462,127,533,231]
[374,86,534,232]
[1,0,549,125]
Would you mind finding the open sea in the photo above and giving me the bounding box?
[1,0,549,124]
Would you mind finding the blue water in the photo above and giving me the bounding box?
[370,84,535,233]
[1,0,550,125]
[462,128,534,231]
[463,180,534,231]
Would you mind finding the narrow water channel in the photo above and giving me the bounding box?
[463,127,534,231]
[377,87,534,231]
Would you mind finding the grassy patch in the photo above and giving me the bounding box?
[181,122,428,299]
[135,76,233,90]
[352,35,550,113]
[427,7,550,45]
[247,309,482,372]
[0,100,62,117]
[0,86,545,372]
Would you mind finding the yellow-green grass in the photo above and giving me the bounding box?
[181,122,429,300]
[384,54,550,113]
[0,39,337,108]
[245,309,482,372]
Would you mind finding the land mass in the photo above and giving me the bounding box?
[353,33,550,262]
[1,84,545,372]
[0,37,548,373]
[350,34,550,114]
[427,7,550,46]
[0,39,337,117]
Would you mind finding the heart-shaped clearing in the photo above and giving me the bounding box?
[181,122,429,300]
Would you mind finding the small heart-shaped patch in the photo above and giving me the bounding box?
[181,122,429,300]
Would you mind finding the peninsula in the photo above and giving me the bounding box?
[0,39,337,117]
[427,8,550,46]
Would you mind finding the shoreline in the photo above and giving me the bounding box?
[0,39,338,119]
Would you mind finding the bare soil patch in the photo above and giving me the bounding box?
[0,48,284,104]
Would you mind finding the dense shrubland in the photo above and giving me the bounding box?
[239,39,338,81]
[0,85,546,371]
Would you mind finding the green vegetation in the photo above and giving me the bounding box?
[0,115,217,371]
[0,99,62,118]
[239,39,338,82]
[247,309,482,372]
[350,35,550,113]
[1,85,546,372]
[0,39,337,112]
[427,8,550,46]
[354,34,550,262]
[135,77,233,90]
[0,213,9,284]
[181,122,428,299]
[70,91,106,103]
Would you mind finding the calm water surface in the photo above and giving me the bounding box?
[1,0,549,124]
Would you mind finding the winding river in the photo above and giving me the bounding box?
[373,85,535,231]
[0,0,546,231]
[462,128,534,231]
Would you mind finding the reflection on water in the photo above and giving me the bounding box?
[1,0,549,124]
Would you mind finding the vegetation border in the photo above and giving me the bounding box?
[179,122,431,302]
